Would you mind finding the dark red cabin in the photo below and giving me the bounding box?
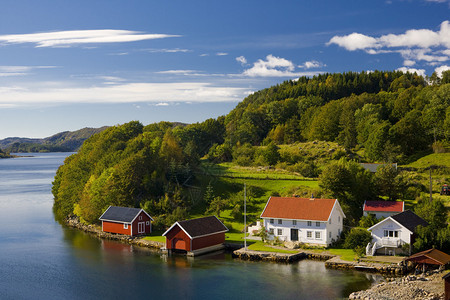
[99,206,153,236]
[162,216,228,256]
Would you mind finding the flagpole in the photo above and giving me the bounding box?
[244,182,247,250]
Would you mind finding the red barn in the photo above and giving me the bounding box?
[162,216,228,256]
[99,206,153,236]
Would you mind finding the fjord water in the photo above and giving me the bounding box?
[0,153,380,299]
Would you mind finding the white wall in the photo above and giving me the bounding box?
[325,205,344,245]
[370,218,411,244]
[264,219,337,246]
[363,211,399,219]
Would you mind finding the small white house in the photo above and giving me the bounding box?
[366,210,428,256]
[363,200,404,219]
[260,197,345,246]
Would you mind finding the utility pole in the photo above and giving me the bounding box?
[244,182,247,250]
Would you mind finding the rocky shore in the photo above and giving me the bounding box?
[65,216,164,249]
[349,271,446,300]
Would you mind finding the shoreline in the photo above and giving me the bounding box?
[65,217,447,299]
[65,216,410,276]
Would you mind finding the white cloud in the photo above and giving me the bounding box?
[0,81,249,107]
[396,67,426,77]
[155,102,169,106]
[0,30,180,48]
[403,60,416,67]
[243,55,294,77]
[241,55,322,77]
[236,56,247,65]
[299,60,326,69]
[327,33,379,51]
[435,65,450,77]
[216,52,228,56]
[327,21,450,68]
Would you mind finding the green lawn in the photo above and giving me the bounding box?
[247,241,299,254]
[142,231,166,243]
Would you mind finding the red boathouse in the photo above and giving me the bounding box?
[99,206,153,236]
[162,216,228,256]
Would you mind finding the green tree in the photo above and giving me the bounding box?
[320,159,374,223]
[374,164,405,201]
[206,196,228,217]
[263,142,281,165]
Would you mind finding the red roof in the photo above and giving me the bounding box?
[260,197,338,221]
[363,200,404,212]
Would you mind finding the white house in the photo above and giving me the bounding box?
[363,200,404,219]
[260,196,345,246]
[366,210,428,256]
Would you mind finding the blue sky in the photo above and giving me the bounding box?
[0,0,449,139]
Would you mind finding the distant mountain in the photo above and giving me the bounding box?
[0,127,109,153]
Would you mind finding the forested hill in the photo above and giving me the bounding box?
[0,126,109,153]
[222,71,449,159]
[52,70,450,226]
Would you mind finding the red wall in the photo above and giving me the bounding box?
[102,211,152,236]
[103,221,131,235]
[446,278,450,300]
[165,225,226,252]
[165,225,191,251]
[131,211,152,236]
[192,233,225,251]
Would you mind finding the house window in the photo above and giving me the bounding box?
[384,230,399,238]
[278,219,282,224]
[139,216,142,220]
[329,232,332,238]
[277,229,283,236]
[124,224,128,229]
[270,219,274,224]
[315,231,321,239]
[292,220,297,225]
[338,229,341,235]
[338,216,340,222]
[307,231,312,239]
[146,221,150,225]
[329,219,331,224]
[269,228,274,235]
[307,221,312,226]
[316,221,320,227]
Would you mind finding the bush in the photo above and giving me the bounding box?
[344,228,372,250]
[358,214,378,228]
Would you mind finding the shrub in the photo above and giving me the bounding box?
[344,228,372,250]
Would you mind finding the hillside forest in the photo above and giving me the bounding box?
[52,70,450,253]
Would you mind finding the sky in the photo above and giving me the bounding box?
[0,0,449,139]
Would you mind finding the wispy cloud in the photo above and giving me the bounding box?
[0,30,180,48]
[145,48,190,53]
[327,21,450,67]
[0,81,249,107]
[236,56,247,65]
[0,65,56,76]
[216,52,228,56]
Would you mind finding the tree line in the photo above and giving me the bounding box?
[52,70,450,232]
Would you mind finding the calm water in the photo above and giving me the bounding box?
[0,153,380,299]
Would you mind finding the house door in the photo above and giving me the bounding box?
[173,238,186,250]
[291,229,298,241]
[138,222,145,234]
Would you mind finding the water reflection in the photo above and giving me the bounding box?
[0,153,382,300]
